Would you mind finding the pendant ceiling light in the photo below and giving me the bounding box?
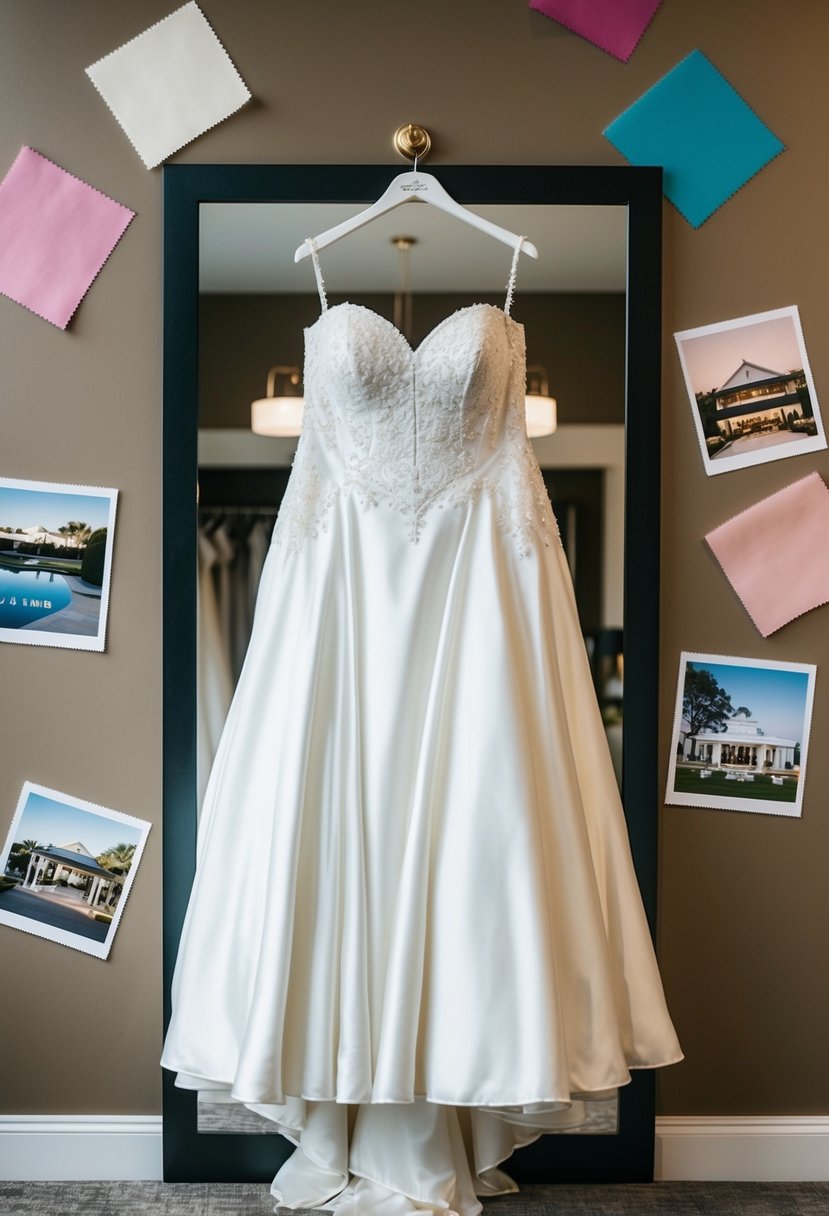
[251,365,304,437]
[525,364,558,439]
[392,234,416,342]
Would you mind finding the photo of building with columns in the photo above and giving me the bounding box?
[0,782,149,957]
[682,708,797,772]
[1,833,130,946]
[667,654,815,817]
[18,839,124,912]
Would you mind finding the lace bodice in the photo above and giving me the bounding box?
[271,241,560,557]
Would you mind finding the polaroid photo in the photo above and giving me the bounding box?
[0,476,117,650]
[0,781,151,960]
[674,305,826,475]
[666,652,816,818]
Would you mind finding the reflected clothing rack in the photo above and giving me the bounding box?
[196,481,285,801]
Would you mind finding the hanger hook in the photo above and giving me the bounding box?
[412,152,418,175]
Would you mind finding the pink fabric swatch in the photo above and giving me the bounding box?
[529,0,662,62]
[0,146,134,329]
[705,471,829,637]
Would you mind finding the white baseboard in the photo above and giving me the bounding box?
[656,1116,829,1181]
[2,1114,829,1182]
[0,1116,162,1181]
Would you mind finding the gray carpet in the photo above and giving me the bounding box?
[2,1182,829,1215]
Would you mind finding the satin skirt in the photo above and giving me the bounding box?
[160,491,684,1215]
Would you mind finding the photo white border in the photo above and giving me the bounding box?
[0,475,118,651]
[674,305,827,476]
[0,781,151,960]
[665,651,817,818]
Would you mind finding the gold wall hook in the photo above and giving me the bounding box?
[393,123,432,163]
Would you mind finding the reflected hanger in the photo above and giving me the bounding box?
[294,127,539,264]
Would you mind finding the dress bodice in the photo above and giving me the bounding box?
[271,245,560,557]
[305,302,516,473]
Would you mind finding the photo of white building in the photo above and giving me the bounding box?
[682,707,797,772]
[674,306,826,475]
[666,652,816,817]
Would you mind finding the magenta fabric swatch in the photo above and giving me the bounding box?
[705,471,829,637]
[528,0,662,62]
[0,146,134,329]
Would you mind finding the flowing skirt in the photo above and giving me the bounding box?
[160,490,683,1215]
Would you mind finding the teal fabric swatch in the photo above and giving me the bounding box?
[604,50,784,227]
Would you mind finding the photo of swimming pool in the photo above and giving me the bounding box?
[0,563,72,628]
[0,476,117,650]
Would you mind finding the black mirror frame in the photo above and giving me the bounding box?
[162,163,664,1185]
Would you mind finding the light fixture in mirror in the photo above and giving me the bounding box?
[251,364,304,436]
[525,364,557,438]
[252,360,557,440]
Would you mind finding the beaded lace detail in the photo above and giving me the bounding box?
[305,236,328,312]
[504,236,524,318]
[272,241,560,557]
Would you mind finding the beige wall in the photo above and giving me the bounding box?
[2,0,828,1119]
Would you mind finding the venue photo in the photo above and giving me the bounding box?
[665,652,816,818]
[0,781,151,960]
[674,306,826,476]
[0,476,118,650]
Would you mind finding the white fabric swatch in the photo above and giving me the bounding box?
[85,1,251,169]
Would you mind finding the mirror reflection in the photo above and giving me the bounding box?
[195,200,626,1136]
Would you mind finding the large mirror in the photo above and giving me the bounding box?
[163,165,663,1185]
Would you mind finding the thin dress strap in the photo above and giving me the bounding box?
[504,235,526,317]
[305,236,328,312]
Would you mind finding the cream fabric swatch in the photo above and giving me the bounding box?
[705,470,829,636]
[85,1,251,169]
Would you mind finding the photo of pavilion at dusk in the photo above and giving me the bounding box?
[675,306,827,476]
[0,782,151,960]
[666,653,816,818]
[0,478,117,651]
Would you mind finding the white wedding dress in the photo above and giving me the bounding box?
[160,237,684,1215]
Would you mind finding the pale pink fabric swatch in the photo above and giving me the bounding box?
[705,471,829,636]
[0,146,134,329]
[528,0,662,62]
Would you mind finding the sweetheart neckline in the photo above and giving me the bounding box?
[304,301,524,358]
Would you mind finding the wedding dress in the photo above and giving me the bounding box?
[160,236,684,1215]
